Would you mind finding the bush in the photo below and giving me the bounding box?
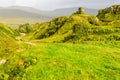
[19,23,32,33]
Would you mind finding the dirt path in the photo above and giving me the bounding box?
[25,41,36,46]
[16,33,36,46]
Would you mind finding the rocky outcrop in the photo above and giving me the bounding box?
[74,7,85,14]
[77,7,85,14]
[97,5,120,21]
[99,5,120,14]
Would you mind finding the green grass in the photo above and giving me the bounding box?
[0,42,120,80]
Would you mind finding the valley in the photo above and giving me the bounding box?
[0,5,120,80]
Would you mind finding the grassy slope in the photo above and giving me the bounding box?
[0,23,21,58]
[0,42,120,80]
[25,14,99,41]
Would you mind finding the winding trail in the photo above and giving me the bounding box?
[24,41,36,46]
[16,33,36,46]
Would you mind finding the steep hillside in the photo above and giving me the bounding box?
[24,6,120,43]
[0,23,20,57]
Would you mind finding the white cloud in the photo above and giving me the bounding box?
[0,0,119,10]
[35,0,120,10]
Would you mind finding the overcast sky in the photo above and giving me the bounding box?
[0,0,119,10]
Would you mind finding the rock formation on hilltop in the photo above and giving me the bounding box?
[77,7,85,14]
[74,7,85,14]
[100,5,120,14]
[97,5,120,21]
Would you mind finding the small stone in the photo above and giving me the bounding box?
[0,59,7,65]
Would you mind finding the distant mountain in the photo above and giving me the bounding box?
[0,7,50,19]
[0,6,98,24]
[0,6,51,24]
[0,6,98,18]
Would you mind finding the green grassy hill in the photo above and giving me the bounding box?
[24,5,120,43]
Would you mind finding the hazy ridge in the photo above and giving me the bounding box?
[0,6,98,24]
